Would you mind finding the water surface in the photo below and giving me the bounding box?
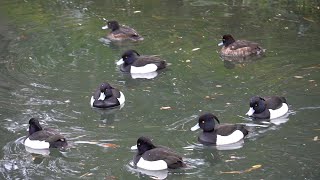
[0,0,319,179]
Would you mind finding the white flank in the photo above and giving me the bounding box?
[131,64,158,74]
[269,103,289,119]
[25,146,50,155]
[216,130,244,145]
[137,157,168,171]
[117,92,125,105]
[116,58,124,65]
[190,124,200,131]
[131,72,158,79]
[218,42,224,46]
[246,107,255,116]
[131,145,137,150]
[128,162,169,179]
[90,96,95,107]
[98,92,106,100]
[24,138,50,150]
[101,25,109,29]
[216,139,244,150]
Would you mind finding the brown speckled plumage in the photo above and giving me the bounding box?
[219,34,265,57]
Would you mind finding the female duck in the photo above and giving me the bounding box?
[90,82,125,109]
[246,96,288,119]
[191,113,249,145]
[24,118,68,150]
[218,34,265,57]
[116,50,167,74]
[132,136,186,171]
[102,20,143,41]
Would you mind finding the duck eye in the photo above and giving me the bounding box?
[255,104,258,107]
[138,143,140,146]
[201,120,204,124]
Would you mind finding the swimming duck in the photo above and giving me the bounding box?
[191,113,249,145]
[90,82,125,109]
[218,34,265,57]
[24,118,68,150]
[132,136,186,171]
[102,20,144,41]
[116,50,167,74]
[246,96,288,119]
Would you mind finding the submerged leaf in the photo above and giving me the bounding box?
[220,164,262,174]
[100,143,119,148]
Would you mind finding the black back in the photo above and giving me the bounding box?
[133,136,185,169]
[197,113,248,145]
[249,96,286,119]
[120,50,167,72]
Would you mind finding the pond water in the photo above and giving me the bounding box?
[0,0,319,179]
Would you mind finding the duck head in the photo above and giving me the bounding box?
[116,49,140,65]
[218,34,236,47]
[102,20,120,31]
[28,118,43,135]
[246,96,267,116]
[191,113,220,132]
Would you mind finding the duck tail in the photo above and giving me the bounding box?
[279,97,287,103]
[236,124,249,137]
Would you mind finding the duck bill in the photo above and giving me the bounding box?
[218,42,224,46]
[101,25,109,30]
[190,124,200,131]
[246,107,255,116]
[131,145,138,150]
[116,58,124,65]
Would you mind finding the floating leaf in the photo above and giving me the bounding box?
[294,76,303,79]
[192,48,200,51]
[313,136,318,141]
[160,106,172,110]
[134,11,141,13]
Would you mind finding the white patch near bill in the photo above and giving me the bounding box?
[131,145,137,150]
[245,107,255,116]
[190,123,200,131]
[116,58,124,65]
[101,25,109,29]
[137,157,168,171]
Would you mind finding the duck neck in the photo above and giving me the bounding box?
[29,125,42,135]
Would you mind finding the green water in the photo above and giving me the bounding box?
[0,0,319,179]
